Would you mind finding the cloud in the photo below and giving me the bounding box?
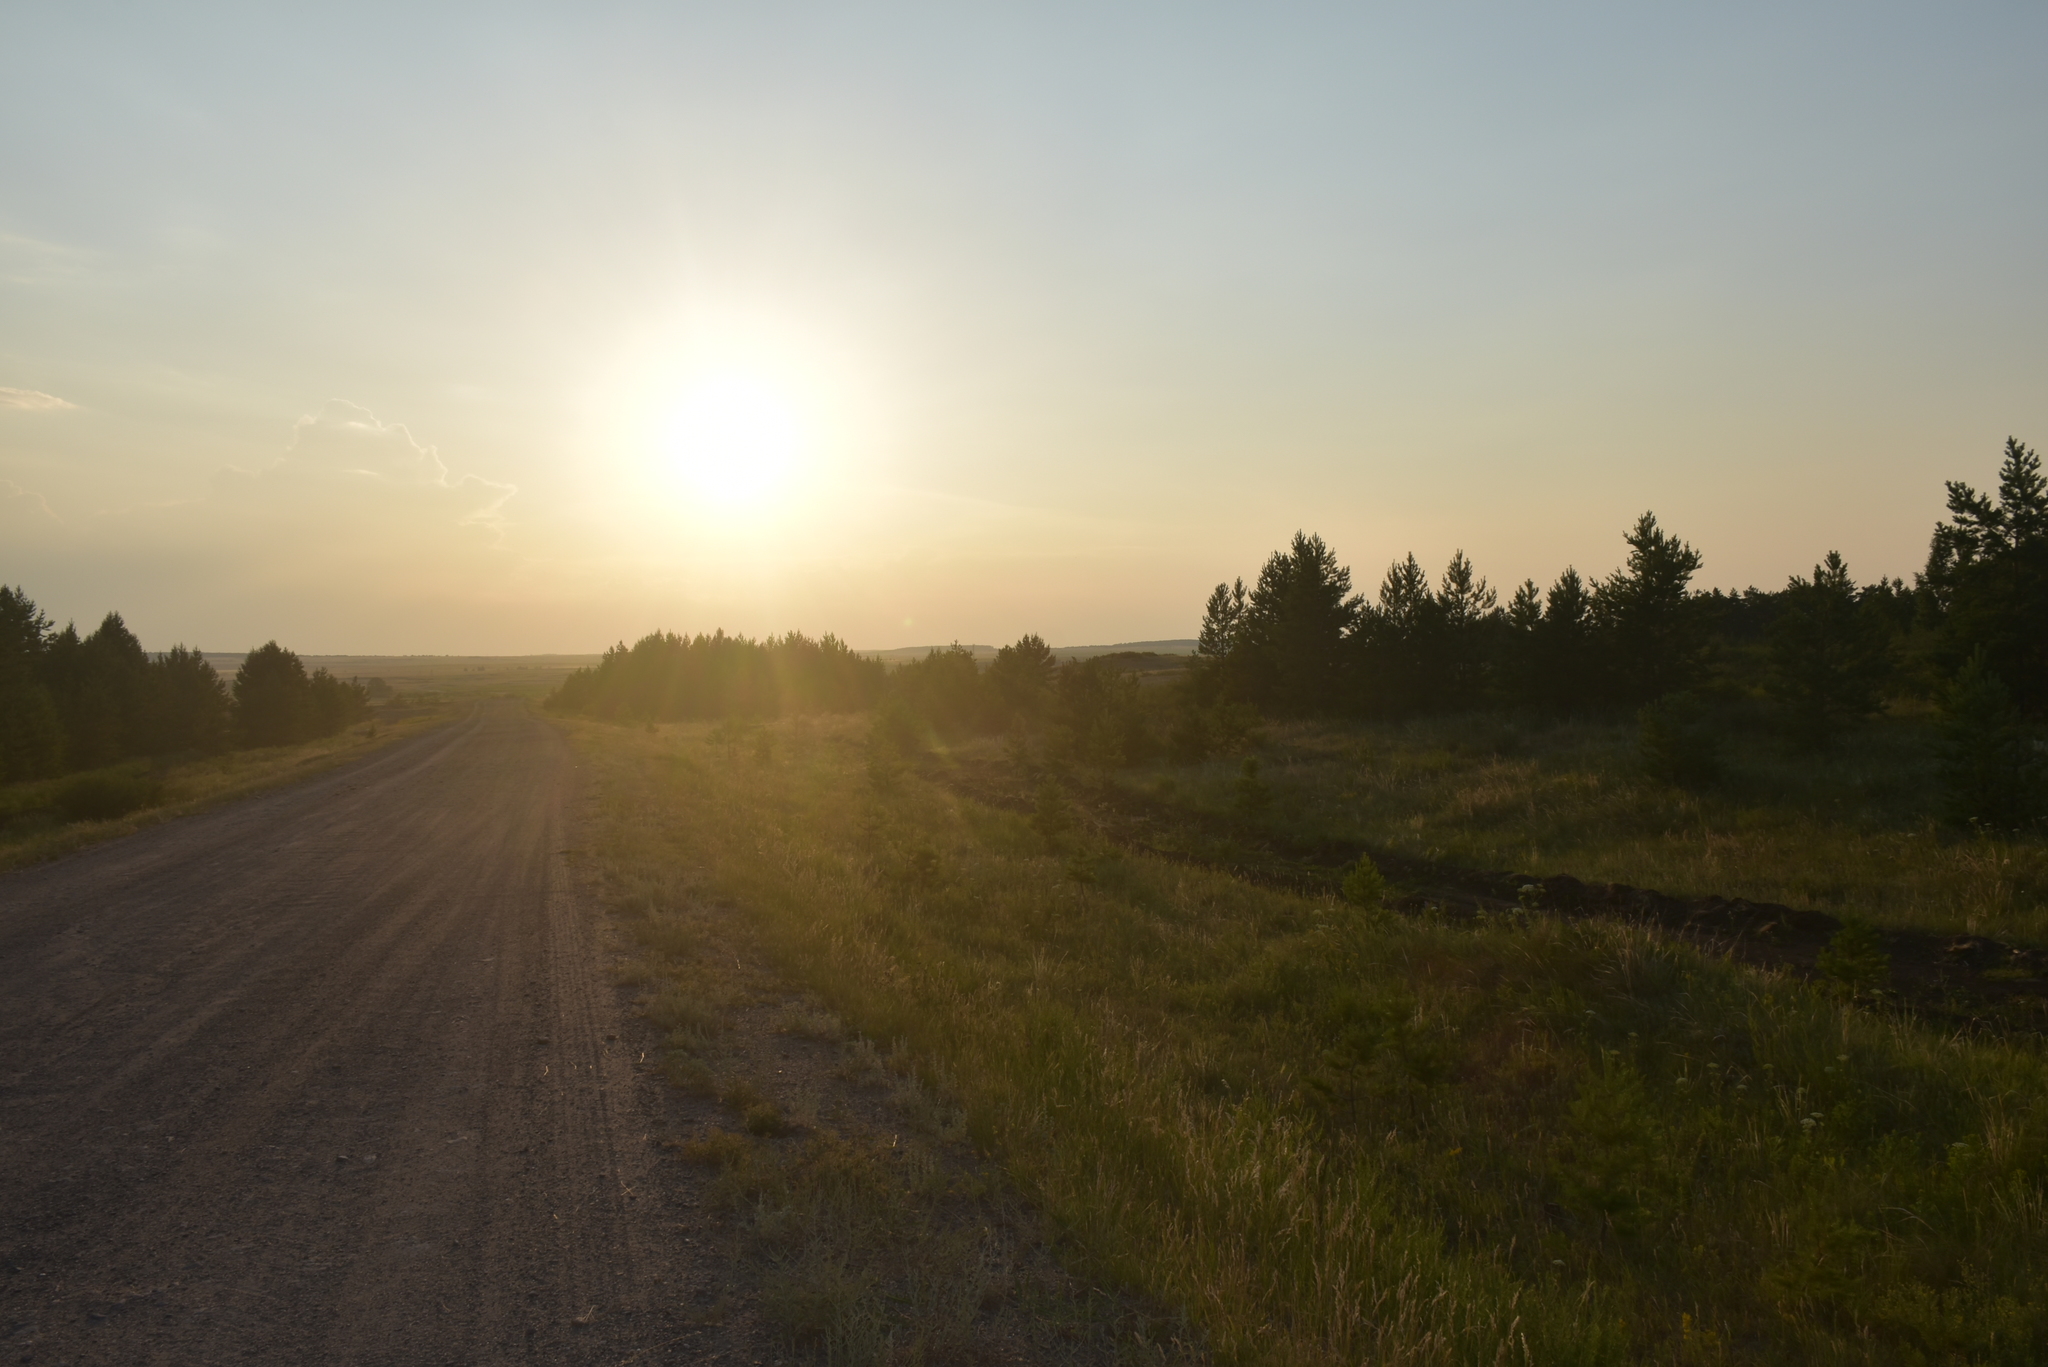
[6,401,558,649]
[0,480,64,552]
[0,387,75,411]
[232,399,518,531]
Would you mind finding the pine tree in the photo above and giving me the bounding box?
[1596,512,1704,703]
[42,613,153,768]
[1937,654,2043,829]
[1529,566,1600,709]
[307,668,371,737]
[1353,553,1441,715]
[1767,551,1891,748]
[1235,533,1358,714]
[1436,550,1499,708]
[147,646,232,754]
[1922,437,2048,715]
[235,641,314,747]
[0,586,63,781]
[1507,580,1543,631]
[988,634,1058,720]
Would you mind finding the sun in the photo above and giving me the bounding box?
[660,368,808,509]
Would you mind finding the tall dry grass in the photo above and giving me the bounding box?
[1111,713,2048,942]
[570,714,2048,1365]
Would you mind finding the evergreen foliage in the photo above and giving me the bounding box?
[986,633,1057,718]
[233,642,314,746]
[1814,919,1891,998]
[1206,533,1357,713]
[1936,654,2043,829]
[1595,512,1705,704]
[0,587,64,782]
[149,646,233,755]
[545,630,884,722]
[1339,854,1387,907]
[1637,692,1724,789]
[1922,437,2048,715]
[1767,551,1891,748]
[232,642,368,747]
[0,587,250,782]
[1178,440,2042,739]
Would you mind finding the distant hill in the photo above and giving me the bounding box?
[860,639,1198,665]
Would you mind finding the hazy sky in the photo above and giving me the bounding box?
[4,3,2044,653]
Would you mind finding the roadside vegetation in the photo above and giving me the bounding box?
[0,707,450,873]
[582,731,1195,1363]
[554,436,2048,1364]
[568,713,2047,1364]
[0,587,437,865]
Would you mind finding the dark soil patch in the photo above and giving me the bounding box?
[940,756,2048,1038]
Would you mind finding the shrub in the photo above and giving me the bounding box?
[1341,854,1387,907]
[53,770,164,823]
[1233,757,1272,815]
[1638,692,1723,789]
[1030,779,1073,850]
[1815,919,1891,998]
[1937,655,2043,829]
[233,642,313,747]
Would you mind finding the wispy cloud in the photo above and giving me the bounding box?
[0,387,76,411]
[213,400,519,539]
[281,399,518,530]
[0,479,63,528]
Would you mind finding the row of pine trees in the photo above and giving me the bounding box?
[1193,438,2047,742]
[543,629,885,722]
[0,588,371,784]
[535,437,2046,821]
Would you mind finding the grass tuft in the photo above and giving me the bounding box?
[565,712,2048,1365]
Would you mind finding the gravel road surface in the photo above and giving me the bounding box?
[0,702,713,1364]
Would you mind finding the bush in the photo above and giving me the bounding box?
[1815,919,1891,998]
[1937,655,2044,829]
[1638,692,1723,789]
[1030,779,1073,849]
[1340,855,1387,907]
[53,770,164,823]
[1233,758,1272,816]
[0,676,64,782]
[234,642,314,747]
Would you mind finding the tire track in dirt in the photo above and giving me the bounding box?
[0,701,734,1364]
[940,758,2048,1036]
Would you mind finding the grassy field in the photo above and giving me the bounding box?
[566,712,2048,1366]
[1062,712,2046,945]
[0,703,455,872]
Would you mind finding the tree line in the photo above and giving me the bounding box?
[543,626,1214,769]
[0,588,371,784]
[552,438,2045,823]
[1195,438,2045,732]
[543,630,886,721]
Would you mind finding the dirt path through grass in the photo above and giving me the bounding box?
[1,699,1159,1365]
[0,701,742,1363]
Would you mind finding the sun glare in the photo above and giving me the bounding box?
[661,369,807,509]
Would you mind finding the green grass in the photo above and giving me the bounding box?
[1094,712,2047,943]
[568,714,2048,1366]
[0,707,455,872]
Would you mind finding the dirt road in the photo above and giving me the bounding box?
[0,702,713,1364]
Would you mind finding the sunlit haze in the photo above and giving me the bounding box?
[4,4,2045,653]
